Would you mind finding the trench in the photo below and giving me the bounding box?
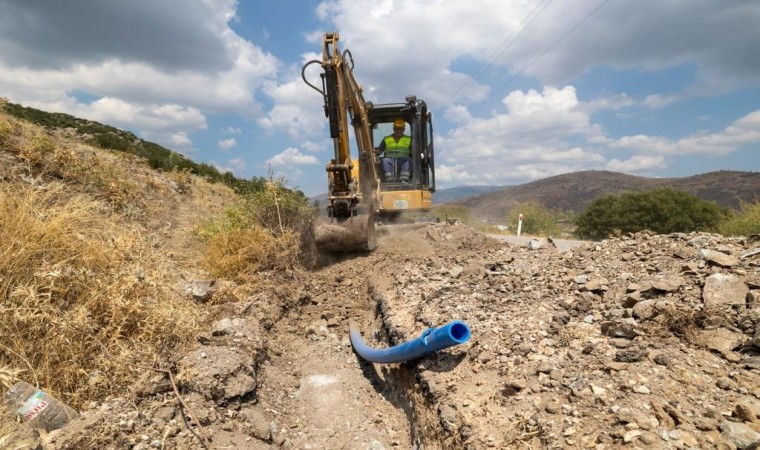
[364,280,459,449]
[253,256,455,449]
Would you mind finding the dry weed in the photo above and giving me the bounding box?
[202,226,300,282]
[0,112,148,210]
[0,366,22,390]
[0,182,201,408]
[654,305,732,343]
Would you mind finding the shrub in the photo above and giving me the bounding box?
[505,202,564,236]
[719,200,760,236]
[199,177,316,276]
[575,187,729,240]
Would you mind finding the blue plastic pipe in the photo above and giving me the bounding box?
[349,320,471,364]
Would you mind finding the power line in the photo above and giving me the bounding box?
[495,0,615,95]
[445,0,555,108]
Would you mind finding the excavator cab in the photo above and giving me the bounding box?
[370,96,436,223]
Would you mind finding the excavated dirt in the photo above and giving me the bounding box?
[5,222,760,449]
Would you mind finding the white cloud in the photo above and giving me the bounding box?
[612,110,760,156]
[267,148,320,167]
[0,1,278,150]
[212,157,247,175]
[605,155,667,172]
[258,66,327,140]
[218,138,237,150]
[316,0,760,106]
[223,126,241,134]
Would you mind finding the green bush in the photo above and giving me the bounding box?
[719,201,760,236]
[575,187,729,240]
[505,202,564,237]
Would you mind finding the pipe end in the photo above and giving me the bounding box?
[448,321,471,344]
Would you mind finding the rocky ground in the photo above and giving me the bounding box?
[3,222,760,449]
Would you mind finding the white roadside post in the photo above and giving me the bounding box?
[517,214,523,236]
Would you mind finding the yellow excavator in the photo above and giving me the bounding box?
[302,32,436,252]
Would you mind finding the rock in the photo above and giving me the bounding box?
[694,416,719,431]
[615,346,647,363]
[178,346,257,401]
[735,403,760,423]
[650,273,684,292]
[584,278,609,292]
[438,404,460,432]
[695,328,747,354]
[632,300,656,320]
[623,429,641,443]
[698,249,740,267]
[191,279,217,302]
[240,407,272,441]
[720,420,760,449]
[652,353,673,366]
[703,273,749,308]
[601,321,641,339]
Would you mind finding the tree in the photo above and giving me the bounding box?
[575,188,729,240]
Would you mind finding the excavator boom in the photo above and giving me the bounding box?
[303,32,436,252]
[303,32,379,251]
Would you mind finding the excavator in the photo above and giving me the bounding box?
[302,32,436,252]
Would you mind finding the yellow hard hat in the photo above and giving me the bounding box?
[393,118,405,129]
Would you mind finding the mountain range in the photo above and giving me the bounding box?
[448,170,760,220]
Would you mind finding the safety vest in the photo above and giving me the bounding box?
[383,135,411,157]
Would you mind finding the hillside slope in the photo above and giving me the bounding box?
[452,170,760,220]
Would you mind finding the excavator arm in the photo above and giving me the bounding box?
[302,32,379,251]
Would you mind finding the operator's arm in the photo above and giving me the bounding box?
[375,139,386,156]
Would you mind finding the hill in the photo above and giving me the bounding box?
[0,99,271,195]
[450,170,760,220]
[432,184,508,204]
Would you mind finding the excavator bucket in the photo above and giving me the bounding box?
[314,212,377,252]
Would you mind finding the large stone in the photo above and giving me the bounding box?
[699,249,741,267]
[698,248,740,267]
[703,273,749,307]
[720,420,760,449]
[650,273,684,292]
[695,327,747,354]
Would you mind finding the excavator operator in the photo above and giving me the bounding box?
[376,118,412,182]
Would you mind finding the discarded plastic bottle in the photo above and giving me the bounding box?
[3,381,79,432]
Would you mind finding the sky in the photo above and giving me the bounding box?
[0,0,758,197]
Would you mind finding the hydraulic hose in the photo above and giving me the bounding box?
[349,320,471,364]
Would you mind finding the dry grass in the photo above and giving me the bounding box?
[0,181,202,409]
[0,366,22,390]
[201,226,300,283]
[653,305,732,343]
[0,114,159,211]
[0,108,300,414]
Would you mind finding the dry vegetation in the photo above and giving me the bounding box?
[0,110,260,410]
